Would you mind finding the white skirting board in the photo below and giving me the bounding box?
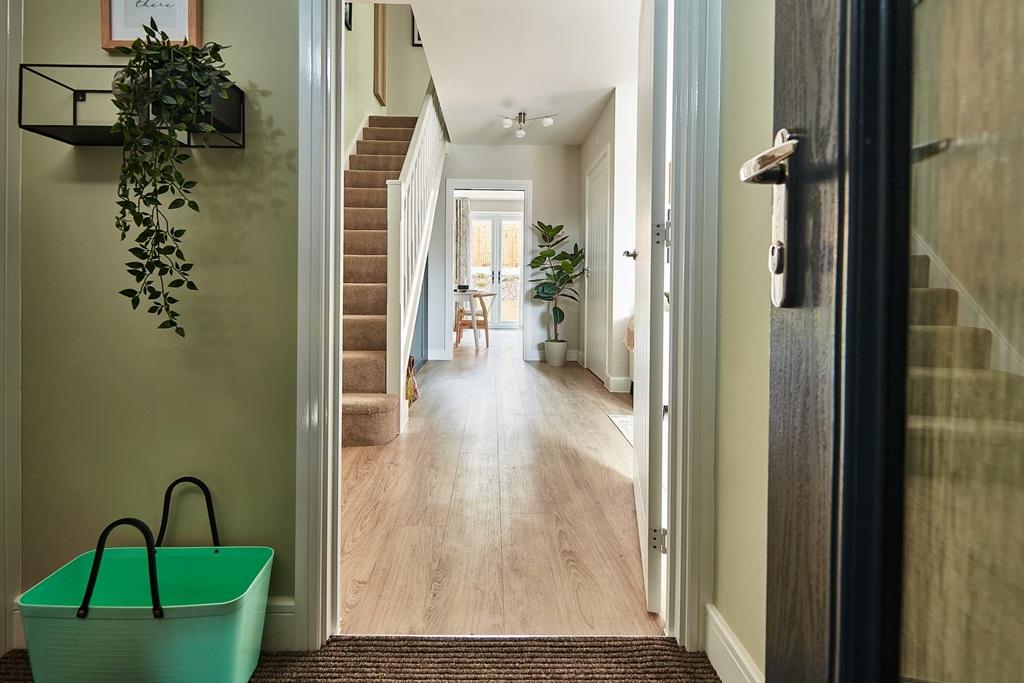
[262,596,298,650]
[10,609,24,650]
[606,376,632,393]
[11,596,299,653]
[705,604,764,683]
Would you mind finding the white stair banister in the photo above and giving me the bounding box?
[386,82,449,431]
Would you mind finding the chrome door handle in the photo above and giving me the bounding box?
[623,250,638,259]
[739,128,798,308]
[739,134,799,185]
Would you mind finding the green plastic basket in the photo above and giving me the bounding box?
[17,478,273,683]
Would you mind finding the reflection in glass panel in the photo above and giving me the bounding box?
[901,1,1024,681]
[500,219,522,324]
[470,219,493,291]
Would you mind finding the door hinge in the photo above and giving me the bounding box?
[653,221,667,248]
[650,527,668,554]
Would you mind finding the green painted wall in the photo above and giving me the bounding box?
[20,0,298,597]
[713,0,774,670]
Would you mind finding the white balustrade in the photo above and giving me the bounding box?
[386,82,449,430]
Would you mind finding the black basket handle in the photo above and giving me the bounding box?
[77,517,163,619]
[155,476,221,547]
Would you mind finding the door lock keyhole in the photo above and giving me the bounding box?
[768,242,785,275]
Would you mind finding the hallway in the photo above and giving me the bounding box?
[341,331,661,635]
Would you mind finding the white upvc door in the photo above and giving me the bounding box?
[583,151,611,380]
[631,0,670,615]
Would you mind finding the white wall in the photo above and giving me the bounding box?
[469,199,524,214]
[386,5,431,117]
[611,83,638,386]
[580,90,638,390]
[344,2,386,150]
[344,4,430,151]
[426,145,582,360]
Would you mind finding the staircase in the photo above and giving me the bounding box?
[342,115,418,446]
[342,84,449,447]
[902,254,1024,681]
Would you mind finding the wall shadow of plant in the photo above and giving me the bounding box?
[171,81,298,357]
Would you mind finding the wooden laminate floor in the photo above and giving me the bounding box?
[340,330,662,636]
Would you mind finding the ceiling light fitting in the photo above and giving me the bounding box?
[499,111,558,140]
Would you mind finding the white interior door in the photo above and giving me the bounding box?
[631,0,669,614]
[584,153,610,380]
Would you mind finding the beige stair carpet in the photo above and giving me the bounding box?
[342,115,417,446]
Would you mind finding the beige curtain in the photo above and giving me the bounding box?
[454,197,471,287]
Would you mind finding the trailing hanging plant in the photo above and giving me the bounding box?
[112,19,233,337]
[529,221,585,342]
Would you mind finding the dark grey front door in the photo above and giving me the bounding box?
[760,1,845,680]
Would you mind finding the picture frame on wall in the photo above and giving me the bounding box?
[412,13,423,47]
[344,3,353,32]
[101,0,203,51]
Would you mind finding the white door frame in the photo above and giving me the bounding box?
[444,179,533,360]
[666,0,722,651]
[582,144,612,381]
[295,0,344,650]
[1,0,23,655]
[294,0,723,654]
[466,210,525,330]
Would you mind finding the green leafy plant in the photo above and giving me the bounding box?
[529,221,585,342]
[112,19,233,337]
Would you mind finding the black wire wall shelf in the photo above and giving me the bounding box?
[19,63,245,148]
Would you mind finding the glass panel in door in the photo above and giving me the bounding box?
[498,217,522,325]
[901,3,1024,681]
[470,217,493,292]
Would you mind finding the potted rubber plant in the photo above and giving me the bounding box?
[529,221,585,366]
[112,19,233,337]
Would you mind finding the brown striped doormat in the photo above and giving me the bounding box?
[1,635,720,681]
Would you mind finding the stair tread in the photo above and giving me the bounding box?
[344,188,388,208]
[344,349,386,360]
[342,393,400,415]
[357,140,411,155]
[344,169,401,188]
[349,154,406,171]
[909,366,1024,380]
[368,115,417,128]
[908,414,1024,442]
[910,254,930,288]
[909,287,959,325]
[910,323,990,332]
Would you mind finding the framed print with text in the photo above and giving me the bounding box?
[101,0,202,51]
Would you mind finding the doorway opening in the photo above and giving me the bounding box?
[339,177,662,637]
[444,181,533,361]
[456,189,526,334]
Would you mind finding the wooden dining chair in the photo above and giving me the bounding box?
[454,295,491,347]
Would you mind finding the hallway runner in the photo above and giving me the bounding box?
[1,635,720,681]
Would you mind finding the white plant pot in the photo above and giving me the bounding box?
[544,340,568,367]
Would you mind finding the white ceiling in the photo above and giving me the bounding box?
[409,0,640,145]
